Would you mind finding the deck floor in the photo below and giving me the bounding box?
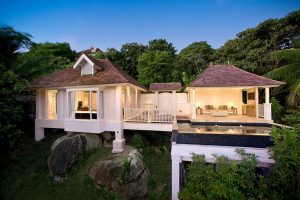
[178,114,272,123]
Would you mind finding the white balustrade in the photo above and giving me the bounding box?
[124,108,174,123]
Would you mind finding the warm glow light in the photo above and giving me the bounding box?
[47,90,57,119]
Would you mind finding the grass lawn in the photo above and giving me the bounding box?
[0,131,171,200]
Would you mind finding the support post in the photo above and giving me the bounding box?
[154,91,159,109]
[264,87,272,120]
[191,89,196,119]
[172,156,181,200]
[35,127,44,141]
[135,88,138,108]
[112,85,125,153]
[255,87,259,118]
[172,91,177,123]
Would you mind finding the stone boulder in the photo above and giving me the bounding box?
[48,133,102,178]
[90,146,150,200]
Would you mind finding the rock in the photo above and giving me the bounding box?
[90,146,150,200]
[48,133,102,177]
[102,131,112,141]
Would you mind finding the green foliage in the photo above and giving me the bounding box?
[91,52,106,59]
[271,97,284,122]
[117,157,132,185]
[177,41,215,84]
[214,10,300,75]
[0,26,32,67]
[147,39,176,56]
[137,51,176,86]
[178,150,270,200]
[119,42,147,79]
[269,128,300,199]
[282,109,300,128]
[131,134,144,149]
[15,42,76,80]
[0,26,76,161]
[1,133,119,200]
[267,47,300,107]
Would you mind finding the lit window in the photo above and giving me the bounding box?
[47,90,57,119]
[74,90,97,119]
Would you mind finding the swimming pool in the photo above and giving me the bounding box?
[174,122,273,147]
[178,123,271,136]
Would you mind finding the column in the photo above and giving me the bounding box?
[172,156,181,200]
[35,89,45,141]
[172,91,177,123]
[154,91,159,109]
[191,89,196,119]
[264,87,272,120]
[255,87,259,118]
[112,85,125,153]
[135,88,138,108]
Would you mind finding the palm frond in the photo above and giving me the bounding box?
[287,79,300,107]
[270,49,300,62]
[266,62,300,80]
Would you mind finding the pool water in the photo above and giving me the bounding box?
[178,123,271,136]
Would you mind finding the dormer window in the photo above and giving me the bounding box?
[73,54,103,76]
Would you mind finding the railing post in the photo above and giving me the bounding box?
[147,108,150,123]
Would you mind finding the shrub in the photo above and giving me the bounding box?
[271,97,284,122]
[131,134,144,149]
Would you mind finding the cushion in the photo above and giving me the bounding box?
[205,105,214,110]
[219,105,228,110]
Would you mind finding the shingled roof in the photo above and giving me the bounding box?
[29,55,146,90]
[149,82,182,91]
[189,64,284,87]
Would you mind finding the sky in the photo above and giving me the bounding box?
[1,0,299,52]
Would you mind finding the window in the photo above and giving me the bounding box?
[67,89,100,120]
[47,90,57,119]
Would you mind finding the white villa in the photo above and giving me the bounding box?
[29,53,284,200]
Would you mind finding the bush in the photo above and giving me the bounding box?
[271,97,284,122]
[282,109,300,128]
[131,134,144,149]
[179,149,270,200]
[269,128,300,199]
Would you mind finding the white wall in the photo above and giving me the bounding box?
[158,92,172,110]
[195,89,243,114]
[141,93,155,109]
[104,86,116,120]
[176,93,188,116]
[81,62,93,75]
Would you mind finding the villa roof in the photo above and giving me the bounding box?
[149,82,182,91]
[29,55,146,90]
[77,46,103,56]
[189,64,285,87]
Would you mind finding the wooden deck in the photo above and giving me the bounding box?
[178,114,272,124]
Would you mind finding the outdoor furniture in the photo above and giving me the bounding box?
[211,110,229,117]
[232,107,237,115]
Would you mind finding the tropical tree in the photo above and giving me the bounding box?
[147,39,176,56]
[177,41,215,85]
[0,26,32,160]
[119,43,147,79]
[213,10,300,75]
[267,46,300,106]
[137,51,175,86]
[15,42,76,80]
[0,26,32,67]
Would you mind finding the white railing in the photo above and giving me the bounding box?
[124,108,174,123]
[258,104,264,117]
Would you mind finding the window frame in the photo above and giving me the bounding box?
[66,88,101,120]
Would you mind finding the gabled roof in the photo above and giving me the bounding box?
[77,46,103,56]
[29,54,146,90]
[189,64,285,87]
[150,82,182,91]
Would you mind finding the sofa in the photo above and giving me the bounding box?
[202,105,234,116]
